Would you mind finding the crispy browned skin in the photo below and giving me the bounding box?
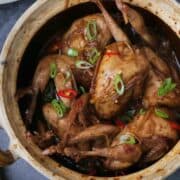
[32,55,74,94]
[43,94,89,139]
[89,0,149,119]
[16,55,76,123]
[24,0,179,172]
[91,0,180,114]
[142,47,180,108]
[91,42,149,119]
[121,108,178,163]
[61,13,111,55]
[48,13,112,55]
[43,103,73,138]
[17,13,112,122]
[143,70,180,108]
[49,13,112,88]
[122,108,178,141]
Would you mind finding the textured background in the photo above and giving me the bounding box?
[0,0,179,179]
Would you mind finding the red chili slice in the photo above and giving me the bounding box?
[115,119,125,129]
[169,121,180,131]
[105,51,121,57]
[58,89,77,99]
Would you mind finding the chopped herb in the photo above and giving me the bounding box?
[155,108,169,119]
[89,48,101,65]
[75,60,94,69]
[67,48,78,57]
[86,20,97,41]
[114,73,125,96]
[79,86,86,94]
[158,78,176,96]
[59,100,68,113]
[51,99,68,118]
[139,108,146,115]
[50,62,57,79]
[51,99,63,117]
[120,134,136,145]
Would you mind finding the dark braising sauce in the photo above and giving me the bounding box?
[17,1,180,177]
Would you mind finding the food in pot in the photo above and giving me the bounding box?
[17,0,180,176]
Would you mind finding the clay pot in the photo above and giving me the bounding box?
[0,0,179,179]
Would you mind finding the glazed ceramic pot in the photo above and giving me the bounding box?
[0,0,180,179]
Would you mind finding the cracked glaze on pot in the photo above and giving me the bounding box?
[0,0,179,179]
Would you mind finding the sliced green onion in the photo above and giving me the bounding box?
[59,100,68,113]
[89,48,101,65]
[67,48,78,57]
[50,63,57,79]
[75,60,93,69]
[155,108,169,119]
[114,73,125,96]
[120,134,136,145]
[51,99,63,117]
[51,99,68,118]
[139,108,146,115]
[86,20,97,41]
[79,86,86,94]
[63,71,71,84]
[158,77,176,96]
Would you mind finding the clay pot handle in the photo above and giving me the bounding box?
[0,149,14,167]
[0,126,15,166]
[0,128,15,166]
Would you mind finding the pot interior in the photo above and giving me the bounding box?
[16,1,180,177]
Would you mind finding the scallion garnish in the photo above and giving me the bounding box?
[51,99,64,117]
[155,108,169,119]
[67,48,78,57]
[59,100,68,113]
[158,77,176,96]
[120,134,136,145]
[50,63,57,79]
[79,86,86,94]
[139,108,146,115]
[75,60,93,69]
[86,20,97,41]
[114,73,125,96]
[89,48,101,65]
